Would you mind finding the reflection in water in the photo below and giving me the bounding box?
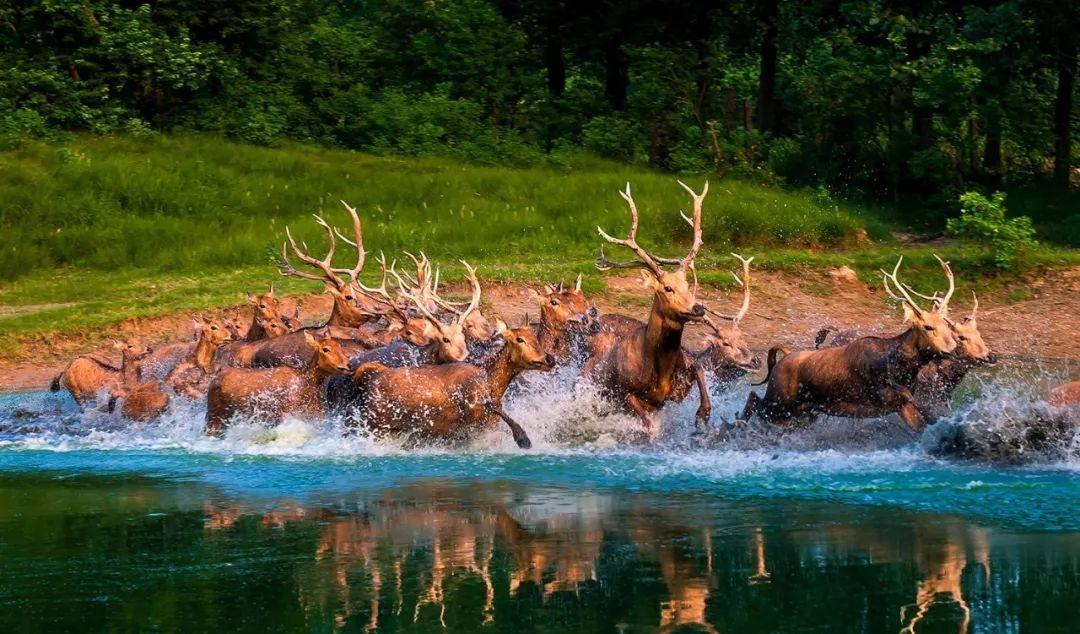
[1,474,1078,633]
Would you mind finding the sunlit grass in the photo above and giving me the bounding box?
[1,133,1076,359]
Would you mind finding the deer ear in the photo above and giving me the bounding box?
[543,283,557,295]
[496,318,509,335]
[112,339,125,350]
[901,302,919,324]
[246,292,257,304]
[303,331,318,349]
[638,270,655,288]
[267,284,274,296]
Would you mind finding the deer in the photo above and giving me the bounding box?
[50,339,153,408]
[741,256,958,432]
[815,257,994,421]
[222,204,395,369]
[204,330,352,435]
[580,181,712,436]
[688,253,760,390]
[1046,381,1080,408]
[347,321,555,448]
[325,262,486,413]
[527,274,599,365]
[163,316,234,399]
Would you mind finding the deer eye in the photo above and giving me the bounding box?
[516,337,526,344]
[442,337,450,343]
[663,286,673,293]
[722,341,731,347]
[321,347,330,353]
[550,299,559,306]
[924,325,935,331]
[958,335,967,341]
[210,325,218,330]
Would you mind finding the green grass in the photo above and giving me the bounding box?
[1,133,1077,360]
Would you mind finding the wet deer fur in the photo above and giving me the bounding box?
[741,257,959,431]
[581,181,712,433]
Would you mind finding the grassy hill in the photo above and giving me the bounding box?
[0,133,1076,356]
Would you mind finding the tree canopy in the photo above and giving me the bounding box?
[1,0,1076,204]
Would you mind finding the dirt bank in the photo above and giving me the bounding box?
[4,267,1077,392]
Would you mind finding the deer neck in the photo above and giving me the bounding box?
[245,316,265,341]
[536,319,565,356]
[121,357,143,385]
[193,336,218,372]
[483,346,520,404]
[640,300,685,379]
[888,328,931,382]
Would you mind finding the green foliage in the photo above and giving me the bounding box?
[947,191,1038,269]
[0,134,879,282]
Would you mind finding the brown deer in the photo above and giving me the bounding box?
[277,200,390,328]
[205,331,352,435]
[348,322,555,448]
[163,316,234,399]
[741,257,958,431]
[816,259,995,421]
[690,253,760,389]
[580,181,711,435]
[528,274,599,364]
[50,339,153,407]
[112,376,171,422]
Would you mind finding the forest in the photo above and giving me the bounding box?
[2,0,1076,208]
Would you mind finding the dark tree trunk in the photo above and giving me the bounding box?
[604,35,628,111]
[544,23,565,97]
[757,0,779,132]
[1053,49,1076,186]
[983,107,1002,183]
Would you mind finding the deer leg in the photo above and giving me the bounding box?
[882,385,927,433]
[692,365,712,433]
[624,394,660,438]
[741,391,760,421]
[490,406,532,449]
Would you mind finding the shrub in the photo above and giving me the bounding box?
[947,191,1037,269]
[581,115,645,163]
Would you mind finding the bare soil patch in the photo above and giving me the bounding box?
[4,268,1077,393]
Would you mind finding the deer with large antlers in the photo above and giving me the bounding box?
[581,181,712,436]
[741,256,958,431]
[347,321,554,448]
[815,257,994,421]
[205,330,352,435]
[688,253,761,389]
[325,261,486,413]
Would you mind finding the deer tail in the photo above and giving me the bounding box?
[814,326,837,349]
[49,372,63,392]
[752,346,789,386]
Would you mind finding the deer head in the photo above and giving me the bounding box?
[255,315,290,339]
[304,331,352,375]
[399,261,484,363]
[113,338,154,362]
[949,293,993,364]
[194,316,233,346]
[246,285,282,321]
[882,256,957,357]
[497,320,556,371]
[700,253,760,373]
[530,274,598,332]
[596,181,708,325]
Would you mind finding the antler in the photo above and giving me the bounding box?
[279,201,366,290]
[354,252,408,320]
[456,261,482,324]
[596,183,665,276]
[329,200,367,287]
[898,254,954,316]
[279,214,346,289]
[574,273,582,292]
[705,253,753,323]
[881,256,926,316]
[677,180,708,269]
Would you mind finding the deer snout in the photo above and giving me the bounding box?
[691,304,706,318]
[543,353,555,367]
[745,355,763,371]
[982,351,999,366]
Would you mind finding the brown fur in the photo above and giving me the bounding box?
[742,312,958,431]
[204,331,352,435]
[52,339,151,407]
[529,282,598,364]
[349,325,554,448]
[1046,381,1080,408]
[164,316,233,399]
